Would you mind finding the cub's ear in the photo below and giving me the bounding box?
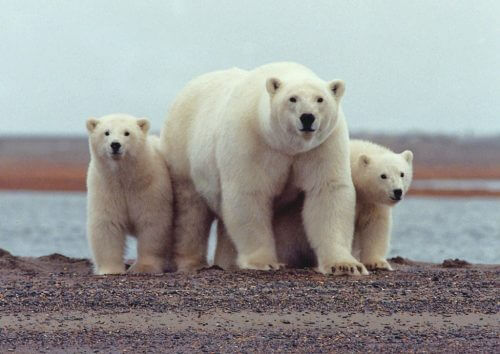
[329,79,345,100]
[266,77,282,96]
[86,117,99,133]
[137,118,150,133]
[402,150,413,164]
[359,154,370,166]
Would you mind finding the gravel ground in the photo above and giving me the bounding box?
[0,249,498,353]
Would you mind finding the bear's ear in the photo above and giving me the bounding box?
[401,150,413,164]
[137,118,150,133]
[359,154,370,166]
[329,79,345,100]
[266,77,282,96]
[86,117,99,133]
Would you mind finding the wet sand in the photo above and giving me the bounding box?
[0,249,498,353]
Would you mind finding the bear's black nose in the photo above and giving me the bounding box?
[393,189,403,200]
[300,113,315,131]
[110,142,121,153]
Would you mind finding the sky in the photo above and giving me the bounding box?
[0,0,498,136]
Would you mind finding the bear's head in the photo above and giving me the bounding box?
[355,150,414,206]
[86,114,150,162]
[265,77,345,153]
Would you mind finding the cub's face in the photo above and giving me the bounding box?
[266,77,345,153]
[356,151,414,206]
[86,114,150,161]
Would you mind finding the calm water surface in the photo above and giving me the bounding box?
[0,191,499,264]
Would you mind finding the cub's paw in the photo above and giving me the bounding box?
[238,261,284,271]
[127,262,164,274]
[96,265,126,275]
[363,259,393,271]
[237,255,283,271]
[316,260,369,276]
[175,255,208,273]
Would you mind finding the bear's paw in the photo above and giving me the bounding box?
[128,262,164,274]
[237,254,284,271]
[363,259,393,271]
[316,260,369,276]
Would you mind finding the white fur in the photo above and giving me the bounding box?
[86,113,173,275]
[350,139,413,270]
[214,139,413,272]
[161,62,365,275]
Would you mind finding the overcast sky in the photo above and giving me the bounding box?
[0,0,498,136]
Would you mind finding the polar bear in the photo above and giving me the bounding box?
[161,62,367,275]
[215,139,413,271]
[349,140,413,270]
[86,113,173,275]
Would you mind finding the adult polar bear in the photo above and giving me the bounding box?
[161,62,368,275]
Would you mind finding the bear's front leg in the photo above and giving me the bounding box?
[357,207,393,271]
[87,218,126,275]
[303,182,368,276]
[222,185,281,271]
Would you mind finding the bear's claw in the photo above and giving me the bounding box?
[240,262,284,271]
[317,261,369,276]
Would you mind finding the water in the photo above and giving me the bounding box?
[0,191,499,264]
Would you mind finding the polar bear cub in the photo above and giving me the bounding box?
[162,62,366,275]
[214,139,413,272]
[350,139,413,270]
[86,113,173,275]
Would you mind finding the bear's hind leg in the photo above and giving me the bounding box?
[213,221,238,270]
[222,186,281,271]
[173,180,213,272]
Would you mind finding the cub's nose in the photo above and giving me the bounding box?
[300,113,316,131]
[393,189,403,200]
[110,142,121,153]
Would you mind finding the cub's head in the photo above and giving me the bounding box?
[265,77,345,152]
[86,114,150,161]
[355,150,414,206]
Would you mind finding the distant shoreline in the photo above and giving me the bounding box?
[1,162,500,197]
[3,133,500,196]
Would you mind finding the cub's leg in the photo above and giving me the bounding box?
[173,180,212,272]
[88,219,126,275]
[128,221,172,274]
[356,207,393,271]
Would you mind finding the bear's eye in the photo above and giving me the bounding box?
[317,97,323,103]
[124,131,130,136]
[105,131,110,136]
[380,174,387,179]
[400,172,405,178]
[289,97,297,103]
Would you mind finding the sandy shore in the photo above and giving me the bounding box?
[0,249,498,353]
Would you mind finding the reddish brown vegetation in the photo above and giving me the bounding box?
[2,134,500,196]
[2,161,500,197]
[0,161,87,191]
[415,165,500,180]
